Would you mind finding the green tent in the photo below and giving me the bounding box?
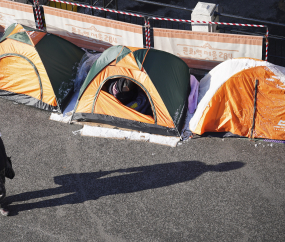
[0,23,85,112]
[72,45,190,136]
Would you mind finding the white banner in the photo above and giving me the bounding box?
[153,28,263,70]
[43,6,144,52]
[0,0,35,32]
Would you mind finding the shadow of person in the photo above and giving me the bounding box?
[4,161,244,215]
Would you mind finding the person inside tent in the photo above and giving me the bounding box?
[108,78,153,116]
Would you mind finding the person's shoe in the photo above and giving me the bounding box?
[0,208,9,216]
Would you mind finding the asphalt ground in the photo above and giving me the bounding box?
[1,95,285,241]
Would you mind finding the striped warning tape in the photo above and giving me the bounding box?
[265,28,269,61]
[144,19,149,48]
[34,0,44,29]
[147,20,150,48]
[149,17,266,27]
[144,19,150,48]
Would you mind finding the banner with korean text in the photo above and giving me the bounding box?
[43,6,144,52]
[0,0,35,32]
[153,28,263,70]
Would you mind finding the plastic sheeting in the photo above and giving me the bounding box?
[62,51,102,115]
[74,52,102,92]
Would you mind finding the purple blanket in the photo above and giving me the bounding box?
[188,75,199,114]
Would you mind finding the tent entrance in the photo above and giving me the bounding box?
[94,75,157,123]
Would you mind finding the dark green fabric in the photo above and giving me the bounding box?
[142,49,190,128]
[133,49,148,70]
[35,34,85,109]
[78,45,125,100]
[7,32,32,46]
[0,89,58,111]
[0,24,42,43]
[115,46,131,64]
[0,23,17,43]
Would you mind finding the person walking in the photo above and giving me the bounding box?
[0,134,15,216]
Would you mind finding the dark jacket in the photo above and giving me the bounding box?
[0,137,7,203]
[0,137,7,175]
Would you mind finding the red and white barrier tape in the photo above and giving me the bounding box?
[265,28,269,61]
[150,17,265,27]
[144,19,151,48]
[34,3,41,28]
[147,20,150,48]
[37,5,44,29]
[144,19,149,48]
[34,0,44,29]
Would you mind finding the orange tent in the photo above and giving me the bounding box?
[0,23,85,112]
[72,45,190,136]
[190,58,285,140]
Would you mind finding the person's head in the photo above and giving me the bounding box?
[116,78,138,105]
[121,79,135,92]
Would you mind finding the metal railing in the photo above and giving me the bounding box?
[130,0,285,67]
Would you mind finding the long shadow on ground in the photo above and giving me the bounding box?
[5,161,245,215]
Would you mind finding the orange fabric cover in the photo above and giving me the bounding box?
[115,52,140,71]
[76,65,175,128]
[0,38,57,107]
[194,66,285,140]
[126,46,142,52]
[27,31,46,46]
[96,91,154,124]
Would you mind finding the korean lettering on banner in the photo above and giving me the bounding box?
[0,1,36,30]
[180,43,236,62]
[70,25,119,45]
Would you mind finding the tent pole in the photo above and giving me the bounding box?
[250,79,258,140]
